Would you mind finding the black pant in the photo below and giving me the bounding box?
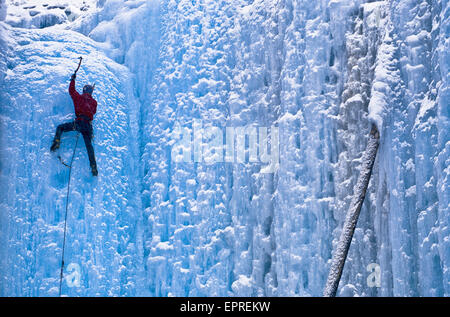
[54,120,97,169]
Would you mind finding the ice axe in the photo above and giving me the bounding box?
[74,56,82,75]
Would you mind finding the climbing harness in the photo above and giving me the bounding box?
[58,132,80,297]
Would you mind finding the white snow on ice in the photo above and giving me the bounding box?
[0,0,448,297]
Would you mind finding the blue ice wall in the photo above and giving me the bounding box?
[0,0,448,296]
[0,24,144,296]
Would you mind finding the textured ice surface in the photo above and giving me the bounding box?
[0,23,143,296]
[0,0,6,22]
[4,0,98,28]
[0,0,448,296]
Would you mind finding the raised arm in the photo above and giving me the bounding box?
[69,76,80,99]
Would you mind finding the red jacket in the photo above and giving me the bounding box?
[69,79,97,121]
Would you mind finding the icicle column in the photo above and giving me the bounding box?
[324,125,380,297]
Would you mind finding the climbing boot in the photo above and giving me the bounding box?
[50,139,60,152]
[91,164,98,177]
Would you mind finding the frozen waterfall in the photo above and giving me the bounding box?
[0,0,448,297]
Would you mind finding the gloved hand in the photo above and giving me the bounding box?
[71,73,76,81]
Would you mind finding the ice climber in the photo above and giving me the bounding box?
[50,71,98,176]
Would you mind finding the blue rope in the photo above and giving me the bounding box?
[59,132,80,297]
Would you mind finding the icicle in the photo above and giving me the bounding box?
[324,124,380,297]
